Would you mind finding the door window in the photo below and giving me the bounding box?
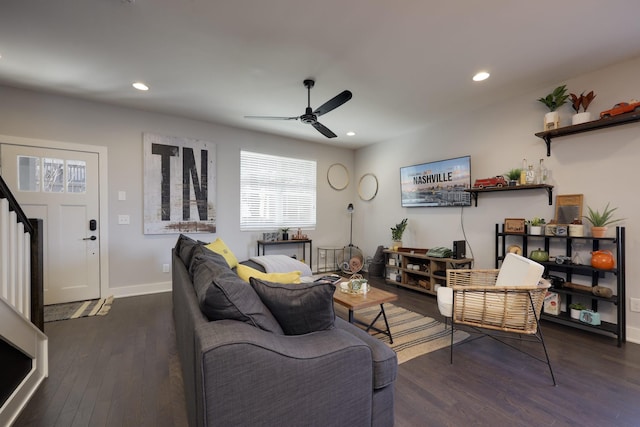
[16,156,86,194]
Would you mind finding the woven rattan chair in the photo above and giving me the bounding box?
[437,254,556,385]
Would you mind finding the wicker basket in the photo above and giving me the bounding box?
[446,269,550,334]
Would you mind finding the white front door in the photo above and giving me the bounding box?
[1,144,100,304]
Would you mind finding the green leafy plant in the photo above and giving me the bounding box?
[569,302,587,311]
[280,227,290,233]
[527,217,546,226]
[391,218,408,241]
[537,85,569,112]
[569,90,597,113]
[583,203,624,227]
[504,168,522,181]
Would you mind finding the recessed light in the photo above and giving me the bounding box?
[472,71,490,82]
[346,131,356,136]
[132,82,149,91]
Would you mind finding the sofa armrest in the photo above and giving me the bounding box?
[195,320,374,427]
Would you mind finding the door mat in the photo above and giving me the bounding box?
[335,303,469,364]
[44,296,114,322]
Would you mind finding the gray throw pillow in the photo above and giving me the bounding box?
[189,245,230,277]
[175,234,201,266]
[249,278,336,335]
[192,256,284,334]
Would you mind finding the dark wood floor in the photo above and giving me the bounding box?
[14,278,640,427]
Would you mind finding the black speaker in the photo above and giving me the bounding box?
[452,240,466,259]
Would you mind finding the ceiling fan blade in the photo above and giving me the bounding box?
[312,122,337,138]
[244,115,299,120]
[313,90,352,116]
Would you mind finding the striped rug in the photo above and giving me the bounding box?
[44,296,114,322]
[336,303,469,364]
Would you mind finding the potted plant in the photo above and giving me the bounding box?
[583,203,624,238]
[538,84,569,130]
[504,168,522,186]
[280,227,290,240]
[527,217,546,235]
[390,218,408,250]
[569,302,587,320]
[569,90,596,125]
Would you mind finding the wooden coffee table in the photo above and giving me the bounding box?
[333,285,398,343]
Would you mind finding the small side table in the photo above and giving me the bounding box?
[256,239,312,267]
[316,246,344,273]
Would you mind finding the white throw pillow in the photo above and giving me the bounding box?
[495,253,544,287]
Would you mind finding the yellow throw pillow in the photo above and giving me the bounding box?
[205,238,239,269]
[237,264,301,284]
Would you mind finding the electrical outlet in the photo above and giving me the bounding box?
[162,263,170,273]
[631,298,640,313]
[118,215,130,225]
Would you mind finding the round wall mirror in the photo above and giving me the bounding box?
[358,173,378,201]
[327,163,349,191]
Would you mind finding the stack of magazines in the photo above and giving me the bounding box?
[313,274,342,285]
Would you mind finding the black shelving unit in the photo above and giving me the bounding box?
[495,224,626,346]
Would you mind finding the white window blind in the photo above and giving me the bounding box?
[240,150,316,231]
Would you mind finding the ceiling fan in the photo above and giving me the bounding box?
[245,79,352,138]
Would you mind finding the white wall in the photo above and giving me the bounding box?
[0,85,355,296]
[355,56,640,343]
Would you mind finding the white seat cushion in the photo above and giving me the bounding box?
[437,286,453,317]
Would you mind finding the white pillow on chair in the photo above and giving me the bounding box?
[495,253,544,287]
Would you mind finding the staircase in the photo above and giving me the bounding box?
[0,174,47,426]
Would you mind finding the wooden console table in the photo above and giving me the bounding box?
[256,239,312,266]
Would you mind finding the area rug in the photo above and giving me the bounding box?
[44,295,114,322]
[336,303,469,364]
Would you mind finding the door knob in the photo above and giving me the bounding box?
[83,236,97,241]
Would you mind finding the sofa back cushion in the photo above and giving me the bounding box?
[175,234,202,267]
[249,278,336,335]
[191,254,284,334]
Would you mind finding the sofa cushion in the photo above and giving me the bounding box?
[189,245,230,277]
[205,238,239,269]
[192,255,283,334]
[237,264,301,284]
[249,278,336,335]
[175,234,202,267]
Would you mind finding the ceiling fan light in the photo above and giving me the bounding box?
[346,131,356,136]
[132,82,149,91]
[472,71,490,82]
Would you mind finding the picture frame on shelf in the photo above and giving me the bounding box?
[555,194,584,225]
[504,218,526,234]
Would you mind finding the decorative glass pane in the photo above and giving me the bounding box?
[17,156,40,192]
[66,160,86,193]
[43,158,64,193]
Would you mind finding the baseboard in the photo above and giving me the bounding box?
[108,281,171,299]
[626,325,640,344]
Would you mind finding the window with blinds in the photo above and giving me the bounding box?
[240,151,316,231]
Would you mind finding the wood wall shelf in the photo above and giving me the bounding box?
[465,184,553,206]
[535,111,640,156]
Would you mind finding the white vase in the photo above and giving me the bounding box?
[570,308,581,320]
[529,225,543,235]
[544,111,559,130]
[572,112,592,125]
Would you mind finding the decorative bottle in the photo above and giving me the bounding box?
[525,164,535,184]
[520,158,527,185]
[538,159,548,184]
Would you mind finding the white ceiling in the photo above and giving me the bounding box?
[2,0,640,149]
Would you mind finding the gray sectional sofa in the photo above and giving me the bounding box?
[172,235,398,426]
